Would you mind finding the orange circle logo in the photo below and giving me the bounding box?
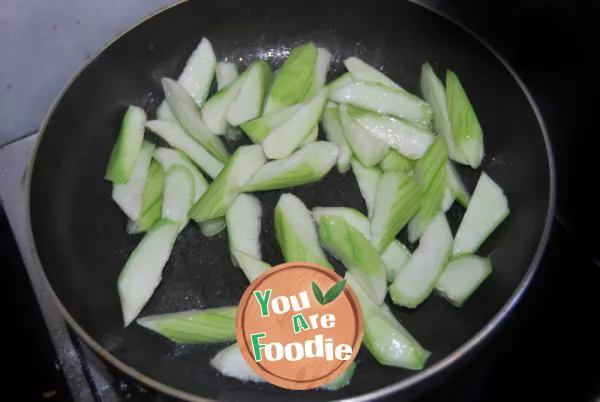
[236,262,364,390]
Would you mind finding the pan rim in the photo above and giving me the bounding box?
[24,0,557,401]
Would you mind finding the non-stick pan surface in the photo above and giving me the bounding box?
[27,0,554,400]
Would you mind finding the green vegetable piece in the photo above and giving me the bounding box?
[346,104,434,160]
[208,61,241,136]
[274,193,333,269]
[313,207,372,238]
[240,104,302,144]
[446,69,484,168]
[344,56,405,91]
[435,255,492,307]
[161,164,195,232]
[201,70,247,135]
[226,60,273,126]
[312,207,411,282]
[330,81,432,128]
[200,218,227,237]
[408,136,448,243]
[231,249,271,283]
[339,104,389,167]
[145,120,224,179]
[137,306,237,344]
[126,160,165,234]
[301,124,319,145]
[152,147,226,235]
[370,170,422,252]
[379,150,415,172]
[325,72,355,93]
[175,37,217,107]
[161,78,230,163]
[441,186,455,212]
[188,145,266,222]
[112,140,155,222]
[263,42,318,113]
[350,158,382,219]
[156,37,217,118]
[389,213,453,308]
[452,172,509,256]
[216,61,239,90]
[105,105,147,184]
[262,88,328,159]
[156,102,176,121]
[322,106,352,173]
[308,47,332,97]
[226,193,262,263]
[318,215,387,305]
[153,147,207,202]
[211,343,265,382]
[420,61,468,165]
[346,272,430,370]
[118,219,180,326]
[380,239,412,282]
[446,161,471,208]
[243,141,338,192]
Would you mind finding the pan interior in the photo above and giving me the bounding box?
[28,0,551,400]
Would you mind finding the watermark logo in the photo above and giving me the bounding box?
[236,262,363,390]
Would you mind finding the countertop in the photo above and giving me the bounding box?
[0,0,176,145]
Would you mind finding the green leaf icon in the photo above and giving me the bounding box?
[312,282,325,304]
[312,279,347,305]
[323,279,347,304]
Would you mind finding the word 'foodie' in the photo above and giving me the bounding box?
[249,290,353,362]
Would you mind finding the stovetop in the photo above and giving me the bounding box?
[1,0,599,401]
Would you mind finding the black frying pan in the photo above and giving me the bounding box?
[26,0,555,400]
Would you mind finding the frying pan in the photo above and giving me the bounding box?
[26,0,555,400]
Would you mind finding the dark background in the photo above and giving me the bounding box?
[1,0,598,400]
